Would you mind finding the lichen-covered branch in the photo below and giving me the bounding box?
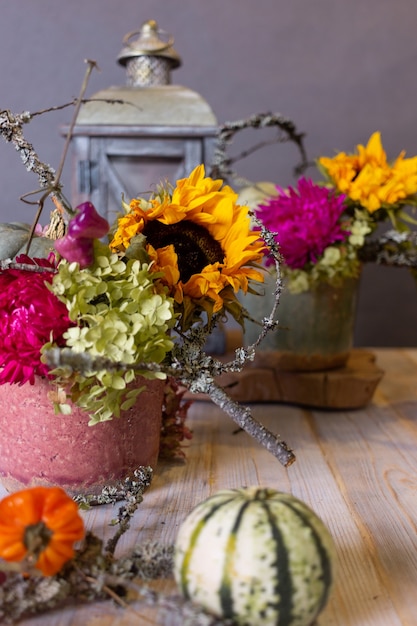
[0,60,98,260]
[206,381,295,466]
[0,537,175,623]
[209,111,310,187]
[44,347,171,376]
[0,259,56,272]
[0,108,56,191]
[73,466,153,509]
[358,229,417,267]
[0,541,233,625]
[104,467,153,557]
[0,60,97,206]
[238,215,283,353]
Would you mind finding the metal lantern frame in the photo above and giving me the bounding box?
[67,124,218,219]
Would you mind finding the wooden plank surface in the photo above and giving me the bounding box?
[2,348,417,626]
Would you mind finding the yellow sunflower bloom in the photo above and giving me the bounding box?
[184,264,226,313]
[147,244,181,297]
[110,165,266,328]
[318,131,417,213]
[356,131,388,168]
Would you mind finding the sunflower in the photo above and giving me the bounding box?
[110,165,265,329]
[318,131,417,213]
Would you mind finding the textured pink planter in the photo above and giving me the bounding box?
[0,376,164,495]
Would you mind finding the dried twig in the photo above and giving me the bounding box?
[209,111,310,187]
[105,473,152,558]
[0,59,102,258]
[0,537,176,624]
[358,229,417,268]
[0,539,234,625]
[29,97,138,118]
[54,60,98,190]
[22,59,98,253]
[73,466,153,509]
[205,381,294,466]
[0,259,56,272]
[0,109,56,191]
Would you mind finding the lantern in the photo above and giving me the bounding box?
[64,19,218,220]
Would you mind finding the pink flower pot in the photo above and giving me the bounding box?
[0,376,164,495]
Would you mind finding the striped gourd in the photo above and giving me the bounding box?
[174,487,335,626]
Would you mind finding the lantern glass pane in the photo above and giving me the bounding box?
[109,156,185,198]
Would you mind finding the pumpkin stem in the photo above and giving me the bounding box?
[23,522,53,560]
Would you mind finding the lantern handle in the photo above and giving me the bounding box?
[122,25,175,54]
[117,20,181,69]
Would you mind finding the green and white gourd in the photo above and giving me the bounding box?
[174,487,336,626]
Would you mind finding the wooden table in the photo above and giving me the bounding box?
[4,348,417,625]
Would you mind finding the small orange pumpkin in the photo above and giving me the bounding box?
[0,486,84,576]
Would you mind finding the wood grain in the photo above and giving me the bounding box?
[2,348,417,625]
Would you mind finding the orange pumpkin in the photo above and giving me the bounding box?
[0,486,84,576]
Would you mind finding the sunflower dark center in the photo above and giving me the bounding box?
[143,220,224,283]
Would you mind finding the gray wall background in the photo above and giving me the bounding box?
[1,0,416,346]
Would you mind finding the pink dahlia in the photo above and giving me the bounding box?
[255,177,349,269]
[0,256,72,386]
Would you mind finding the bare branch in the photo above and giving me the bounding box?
[358,229,417,267]
[55,59,99,187]
[0,259,55,272]
[0,108,57,191]
[206,381,295,467]
[209,111,310,187]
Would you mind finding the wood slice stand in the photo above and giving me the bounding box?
[197,341,384,409]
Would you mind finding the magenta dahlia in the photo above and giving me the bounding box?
[0,255,72,385]
[255,177,350,269]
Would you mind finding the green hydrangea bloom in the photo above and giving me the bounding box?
[43,241,175,423]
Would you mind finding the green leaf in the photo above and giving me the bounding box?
[120,397,138,411]
[55,403,72,415]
